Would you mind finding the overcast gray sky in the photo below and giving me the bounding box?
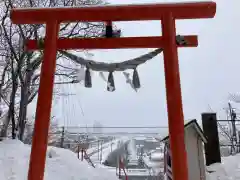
[29,0,240,129]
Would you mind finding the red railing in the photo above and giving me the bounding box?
[118,157,128,180]
[77,147,95,168]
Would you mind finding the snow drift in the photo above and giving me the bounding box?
[0,139,118,180]
[206,153,240,180]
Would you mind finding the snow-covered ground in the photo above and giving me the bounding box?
[206,154,240,180]
[0,139,119,180]
[90,136,129,163]
[87,137,125,156]
[3,138,240,180]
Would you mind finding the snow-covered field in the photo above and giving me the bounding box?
[0,139,119,180]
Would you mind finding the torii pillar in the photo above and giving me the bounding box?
[10,2,216,180]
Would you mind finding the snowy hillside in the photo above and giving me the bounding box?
[206,154,240,180]
[0,139,118,180]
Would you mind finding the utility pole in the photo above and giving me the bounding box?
[228,103,238,154]
[60,126,65,148]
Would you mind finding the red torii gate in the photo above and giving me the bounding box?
[10,2,216,180]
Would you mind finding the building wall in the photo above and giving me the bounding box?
[197,136,206,180]
[185,126,206,180]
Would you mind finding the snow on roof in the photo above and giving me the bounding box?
[161,119,207,143]
[145,138,158,142]
[0,139,118,180]
[151,152,164,161]
[16,1,212,11]
[135,136,147,141]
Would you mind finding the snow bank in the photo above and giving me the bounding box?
[0,139,119,180]
[206,154,240,180]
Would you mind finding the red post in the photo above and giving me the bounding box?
[162,13,188,180]
[27,21,59,180]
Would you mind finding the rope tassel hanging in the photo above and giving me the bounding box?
[107,71,115,92]
[132,68,141,89]
[85,68,92,88]
[59,45,169,92]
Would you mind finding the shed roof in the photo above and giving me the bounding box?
[161,119,207,143]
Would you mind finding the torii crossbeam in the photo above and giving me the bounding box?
[10,2,216,180]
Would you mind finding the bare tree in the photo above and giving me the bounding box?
[216,95,240,155]
[0,0,105,140]
[23,115,60,145]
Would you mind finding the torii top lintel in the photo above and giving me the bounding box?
[11,1,216,24]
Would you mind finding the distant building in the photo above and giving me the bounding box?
[161,119,207,180]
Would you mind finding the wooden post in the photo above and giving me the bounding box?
[81,148,84,161]
[111,140,113,152]
[77,144,80,159]
[60,126,65,148]
[100,141,103,162]
[162,14,188,180]
[27,21,59,180]
[98,140,100,160]
[202,113,221,166]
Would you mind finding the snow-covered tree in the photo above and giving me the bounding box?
[0,0,106,140]
[23,115,61,145]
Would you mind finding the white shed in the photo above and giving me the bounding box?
[161,119,207,180]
